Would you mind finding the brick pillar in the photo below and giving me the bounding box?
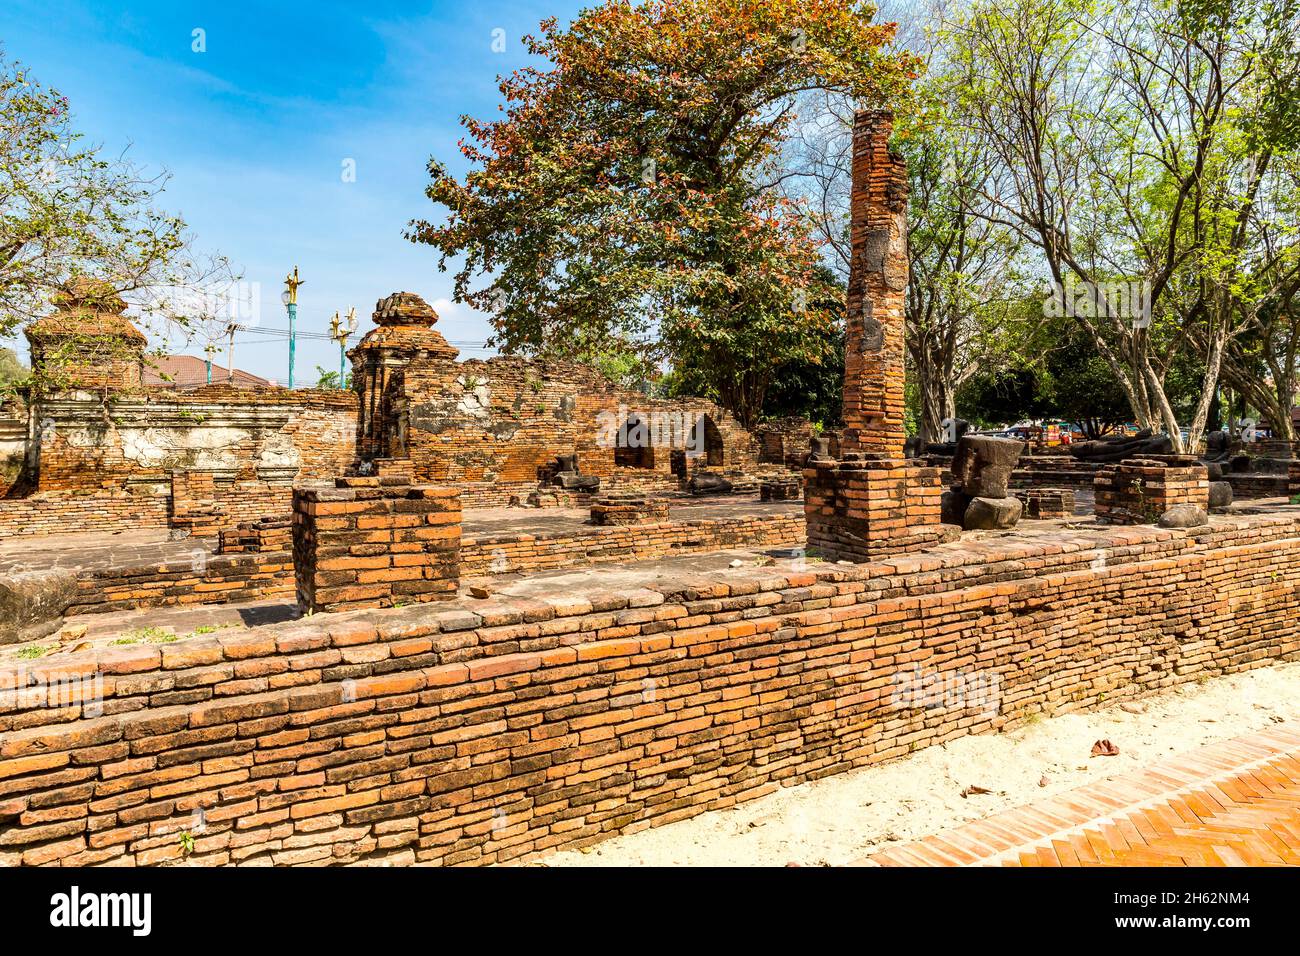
[803,111,945,562]
[292,475,460,614]
[169,470,225,538]
[842,109,909,458]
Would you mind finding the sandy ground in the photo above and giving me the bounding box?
[539,661,1300,867]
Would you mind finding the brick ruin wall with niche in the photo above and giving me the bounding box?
[0,386,358,537]
[0,364,792,537]
[380,356,763,507]
[1,512,1298,866]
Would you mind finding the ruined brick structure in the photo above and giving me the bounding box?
[589,494,670,525]
[29,385,357,496]
[3,281,784,540]
[755,417,813,469]
[219,515,293,554]
[804,459,948,560]
[0,279,359,539]
[804,110,945,560]
[292,476,461,614]
[1016,487,1076,519]
[0,402,24,497]
[0,291,358,540]
[759,476,801,501]
[349,292,763,506]
[24,280,147,392]
[1095,457,1210,524]
[350,292,461,462]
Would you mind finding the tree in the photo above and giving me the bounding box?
[758,268,846,428]
[0,345,26,393]
[0,49,238,380]
[1183,0,1300,439]
[944,0,1290,452]
[957,310,1136,435]
[315,366,351,390]
[776,6,1034,443]
[897,73,1037,442]
[669,267,848,427]
[1042,330,1134,437]
[410,0,920,427]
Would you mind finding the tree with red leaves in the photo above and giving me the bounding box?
[410,0,918,426]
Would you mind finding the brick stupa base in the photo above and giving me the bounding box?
[589,494,670,526]
[804,456,952,562]
[1094,456,1209,524]
[292,475,460,614]
[1016,487,1076,519]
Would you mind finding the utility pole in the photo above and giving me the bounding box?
[329,306,357,390]
[281,266,303,388]
[224,322,240,383]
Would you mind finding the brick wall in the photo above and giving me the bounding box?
[0,481,301,541]
[0,387,358,540]
[0,408,25,497]
[67,551,295,616]
[292,478,460,614]
[461,510,805,576]
[5,512,1298,865]
[29,386,357,494]
[387,356,758,495]
[219,517,292,555]
[1015,488,1076,519]
[0,494,170,538]
[755,417,813,469]
[11,510,807,628]
[589,495,670,526]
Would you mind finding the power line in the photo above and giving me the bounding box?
[230,326,494,348]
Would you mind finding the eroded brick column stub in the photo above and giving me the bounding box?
[842,109,908,459]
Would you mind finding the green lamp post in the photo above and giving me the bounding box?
[281,266,303,389]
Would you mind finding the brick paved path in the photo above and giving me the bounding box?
[864,724,1300,867]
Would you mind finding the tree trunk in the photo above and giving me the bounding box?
[1185,325,1226,455]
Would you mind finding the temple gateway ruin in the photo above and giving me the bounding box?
[1,111,1299,868]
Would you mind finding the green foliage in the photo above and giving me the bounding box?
[938,0,1300,450]
[959,315,1135,435]
[0,49,188,338]
[759,322,845,430]
[114,626,175,645]
[1047,349,1133,438]
[314,366,351,390]
[896,61,1036,441]
[410,0,920,426]
[0,345,27,392]
[958,365,1046,430]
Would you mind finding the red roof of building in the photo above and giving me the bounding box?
[144,355,272,390]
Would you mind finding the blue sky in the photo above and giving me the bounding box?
[1,0,588,383]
